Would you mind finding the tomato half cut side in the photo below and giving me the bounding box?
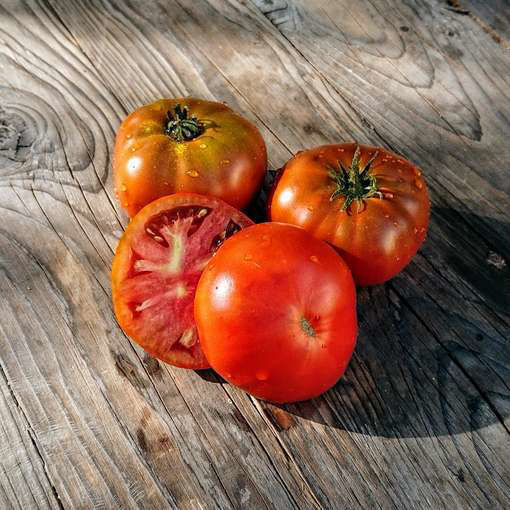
[112,193,253,369]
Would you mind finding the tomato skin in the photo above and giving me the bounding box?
[194,223,357,403]
[269,143,430,285]
[114,98,267,217]
[112,193,253,369]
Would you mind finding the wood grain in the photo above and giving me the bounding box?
[451,0,510,46]
[0,0,509,508]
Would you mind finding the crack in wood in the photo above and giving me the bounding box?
[0,362,65,510]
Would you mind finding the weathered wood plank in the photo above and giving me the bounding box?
[1,0,509,508]
[0,362,61,510]
[452,0,510,45]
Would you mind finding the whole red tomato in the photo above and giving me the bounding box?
[113,98,267,217]
[112,193,252,369]
[270,143,430,285]
[194,222,357,403]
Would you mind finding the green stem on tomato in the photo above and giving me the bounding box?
[329,145,383,211]
[165,104,205,142]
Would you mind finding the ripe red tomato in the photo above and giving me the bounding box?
[113,98,267,217]
[194,222,357,403]
[112,193,252,369]
[270,143,430,285]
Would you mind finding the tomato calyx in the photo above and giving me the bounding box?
[300,317,317,337]
[165,104,205,142]
[329,145,382,212]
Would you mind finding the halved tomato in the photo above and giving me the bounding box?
[112,193,253,369]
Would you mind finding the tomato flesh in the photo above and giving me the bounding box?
[112,193,252,369]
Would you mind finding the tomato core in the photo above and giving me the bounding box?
[300,317,317,337]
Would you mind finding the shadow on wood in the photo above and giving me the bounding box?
[267,208,509,438]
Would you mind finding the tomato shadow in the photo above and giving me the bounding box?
[268,207,510,438]
[195,369,226,384]
[244,169,279,223]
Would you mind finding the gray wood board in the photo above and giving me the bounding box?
[0,0,508,508]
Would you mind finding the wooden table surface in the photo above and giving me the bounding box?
[1,1,509,508]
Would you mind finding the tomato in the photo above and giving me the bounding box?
[194,222,357,403]
[269,143,430,285]
[113,98,267,217]
[112,193,253,369]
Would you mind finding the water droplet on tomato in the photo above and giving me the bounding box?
[414,227,418,234]
[413,167,422,177]
[393,221,398,227]
[131,147,136,152]
[121,184,127,192]
[244,253,253,261]
[256,371,268,381]
[186,170,199,178]
[200,143,207,149]
[384,214,390,219]
[414,178,423,190]
[221,159,230,165]
[384,192,395,199]
[398,168,403,174]
[337,148,344,152]
[310,255,319,263]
